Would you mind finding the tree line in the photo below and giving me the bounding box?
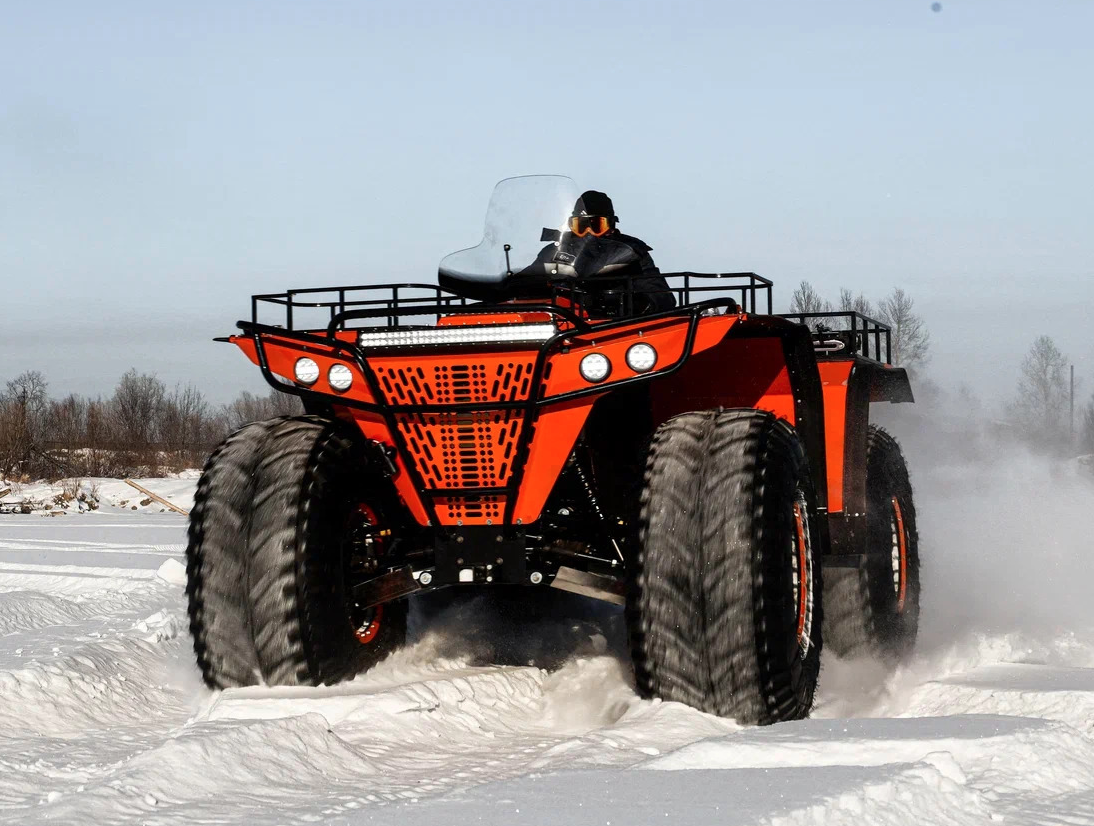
[4,292,1092,479]
[0,369,301,479]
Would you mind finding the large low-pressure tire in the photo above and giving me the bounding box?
[629,409,823,725]
[824,426,920,661]
[247,416,407,686]
[186,420,274,688]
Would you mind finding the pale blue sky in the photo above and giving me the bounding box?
[2,0,1092,403]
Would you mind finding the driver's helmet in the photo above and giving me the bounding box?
[568,190,617,238]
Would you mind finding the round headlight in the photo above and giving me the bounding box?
[625,342,658,373]
[328,363,353,391]
[293,357,320,385]
[579,352,611,383]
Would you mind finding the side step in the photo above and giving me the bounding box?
[549,566,627,605]
[352,566,421,610]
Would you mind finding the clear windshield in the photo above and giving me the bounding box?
[439,175,581,284]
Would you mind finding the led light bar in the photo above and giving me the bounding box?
[357,323,557,349]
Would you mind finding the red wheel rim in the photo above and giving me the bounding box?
[348,503,386,645]
[892,497,908,614]
[354,603,384,644]
[793,501,810,646]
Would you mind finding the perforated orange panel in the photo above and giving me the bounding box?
[372,361,535,405]
[435,494,504,523]
[396,411,522,489]
[370,358,537,524]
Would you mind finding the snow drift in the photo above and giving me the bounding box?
[2,403,1094,824]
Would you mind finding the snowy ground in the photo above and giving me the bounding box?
[0,473,199,516]
[3,432,1094,825]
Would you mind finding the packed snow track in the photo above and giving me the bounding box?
[2,446,1094,825]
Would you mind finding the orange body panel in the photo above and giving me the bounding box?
[232,300,911,539]
[233,334,378,404]
[513,397,602,523]
[542,315,737,398]
[359,350,542,526]
[652,334,796,426]
[233,313,741,527]
[816,361,855,514]
[344,410,433,525]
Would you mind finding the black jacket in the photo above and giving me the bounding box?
[502,231,675,315]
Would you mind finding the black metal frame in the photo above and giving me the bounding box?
[251,283,468,330]
[779,311,893,365]
[249,272,773,331]
[238,275,767,535]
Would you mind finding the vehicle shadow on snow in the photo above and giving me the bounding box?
[407,586,631,674]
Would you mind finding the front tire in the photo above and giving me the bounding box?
[186,421,274,688]
[248,416,408,686]
[629,409,823,725]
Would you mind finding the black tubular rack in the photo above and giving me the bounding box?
[780,311,893,365]
[250,272,774,332]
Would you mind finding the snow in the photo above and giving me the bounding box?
[2,440,1094,824]
[0,473,197,515]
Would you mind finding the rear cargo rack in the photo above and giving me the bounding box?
[780,311,892,365]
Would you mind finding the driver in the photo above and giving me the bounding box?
[507,190,676,316]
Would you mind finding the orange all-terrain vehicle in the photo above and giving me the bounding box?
[186,176,920,725]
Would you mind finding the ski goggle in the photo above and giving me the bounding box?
[568,215,612,237]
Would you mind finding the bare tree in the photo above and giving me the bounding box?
[46,393,89,448]
[1012,335,1070,452]
[111,369,167,447]
[838,288,875,318]
[221,390,303,431]
[4,370,49,440]
[876,288,930,369]
[155,384,216,471]
[0,371,50,473]
[85,398,110,447]
[0,401,22,475]
[788,281,833,315]
[161,384,210,448]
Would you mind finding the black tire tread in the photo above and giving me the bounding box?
[630,409,822,725]
[629,411,710,710]
[823,425,920,660]
[248,416,407,686]
[185,420,275,688]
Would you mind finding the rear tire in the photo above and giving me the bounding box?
[629,409,823,725]
[823,426,920,660]
[186,421,273,688]
[247,416,407,686]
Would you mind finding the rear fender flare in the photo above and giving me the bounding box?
[650,316,829,515]
[720,317,829,516]
[823,360,913,557]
